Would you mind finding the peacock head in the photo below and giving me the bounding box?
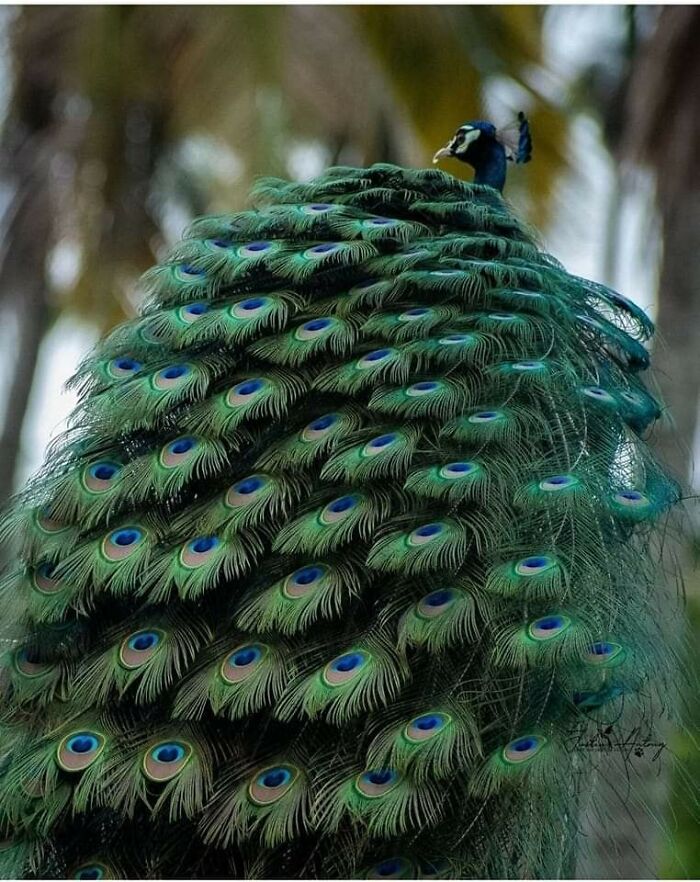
[432,120,498,166]
[433,114,531,192]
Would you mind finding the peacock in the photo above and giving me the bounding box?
[0,114,681,880]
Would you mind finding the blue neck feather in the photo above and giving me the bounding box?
[471,141,507,191]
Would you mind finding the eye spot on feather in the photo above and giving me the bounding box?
[283,563,328,598]
[502,734,545,764]
[82,461,121,494]
[72,863,111,880]
[13,646,50,678]
[32,561,63,595]
[356,348,396,369]
[101,526,145,562]
[581,385,616,404]
[238,241,274,258]
[160,435,198,469]
[107,356,142,379]
[34,507,69,535]
[417,588,455,619]
[302,202,335,214]
[362,433,398,457]
[323,650,369,686]
[538,474,579,492]
[248,763,299,805]
[180,535,221,569]
[512,360,545,372]
[439,461,478,480]
[304,242,341,258]
[318,493,360,525]
[178,302,209,324]
[230,296,272,319]
[205,237,233,251]
[295,317,334,340]
[152,363,192,391]
[220,643,268,684]
[613,489,649,507]
[468,409,505,423]
[225,474,269,508]
[398,307,431,322]
[405,380,442,397]
[355,768,400,798]
[528,614,571,641]
[363,216,397,227]
[226,377,268,407]
[404,711,451,743]
[514,555,557,576]
[366,857,415,879]
[142,740,192,782]
[301,412,340,442]
[56,731,106,772]
[407,522,445,546]
[176,263,206,281]
[584,641,625,666]
[119,628,164,669]
[438,333,473,345]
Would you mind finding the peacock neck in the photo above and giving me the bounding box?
[471,141,507,191]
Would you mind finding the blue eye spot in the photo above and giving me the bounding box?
[523,556,548,568]
[170,437,196,455]
[415,523,442,538]
[309,414,337,431]
[511,736,536,752]
[231,646,261,666]
[262,768,289,788]
[591,641,614,656]
[162,365,189,380]
[155,745,182,763]
[185,302,208,316]
[366,769,394,786]
[190,536,218,554]
[365,348,391,361]
[130,632,158,651]
[371,433,396,448]
[412,381,438,392]
[426,589,453,607]
[376,860,402,876]
[92,464,117,480]
[115,357,140,371]
[536,616,563,631]
[446,462,473,473]
[332,652,363,673]
[244,241,271,253]
[235,476,264,495]
[113,529,140,547]
[303,318,331,332]
[211,238,232,248]
[414,714,440,731]
[236,379,264,395]
[294,565,323,585]
[68,735,98,754]
[404,308,429,316]
[309,243,338,254]
[619,490,643,501]
[180,263,204,277]
[240,297,266,310]
[309,203,332,211]
[328,496,356,513]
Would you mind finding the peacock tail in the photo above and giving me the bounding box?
[0,162,680,879]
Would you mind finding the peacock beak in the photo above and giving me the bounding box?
[432,127,481,164]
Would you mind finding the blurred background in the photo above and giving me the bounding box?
[0,4,696,878]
